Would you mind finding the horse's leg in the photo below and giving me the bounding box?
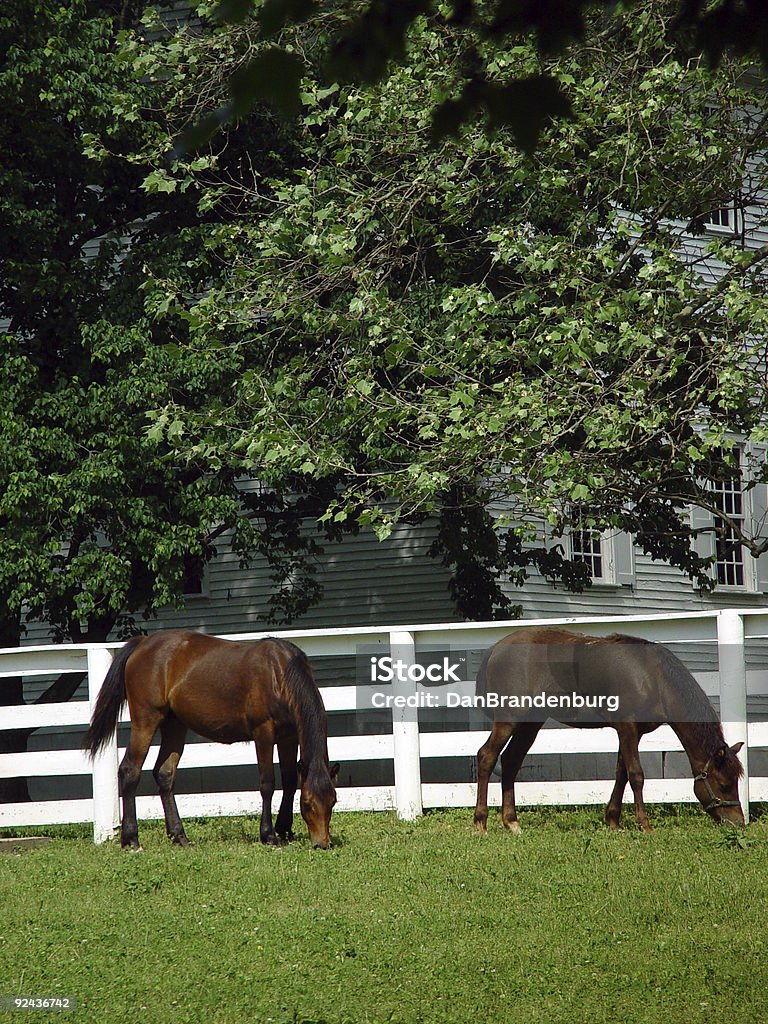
[473,722,515,832]
[605,748,628,830]
[500,721,542,834]
[152,713,190,847]
[275,731,299,842]
[118,713,161,850]
[253,724,279,845]
[617,725,651,833]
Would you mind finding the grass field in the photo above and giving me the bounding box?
[1,807,768,1024]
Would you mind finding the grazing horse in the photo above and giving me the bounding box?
[85,630,338,849]
[473,627,745,833]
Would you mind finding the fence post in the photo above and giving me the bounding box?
[389,630,423,820]
[87,646,120,843]
[716,610,750,822]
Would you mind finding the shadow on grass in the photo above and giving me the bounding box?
[4,804,767,845]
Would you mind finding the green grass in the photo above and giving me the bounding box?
[2,807,768,1024]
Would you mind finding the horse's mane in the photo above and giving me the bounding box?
[603,633,650,645]
[278,640,335,790]
[604,633,743,779]
[531,629,654,647]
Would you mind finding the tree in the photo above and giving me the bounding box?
[1,1,346,648]
[0,1,333,799]
[128,2,768,618]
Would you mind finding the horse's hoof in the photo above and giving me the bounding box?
[123,844,143,853]
[260,833,280,846]
[276,831,295,843]
[503,821,522,835]
[473,818,488,834]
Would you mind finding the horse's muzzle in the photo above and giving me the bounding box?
[716,807,746,828]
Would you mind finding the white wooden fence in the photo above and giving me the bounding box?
[1,609,768,842]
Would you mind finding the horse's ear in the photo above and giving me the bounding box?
[330,762,340,781]
[297,759,306,780]
[715,742,744,765]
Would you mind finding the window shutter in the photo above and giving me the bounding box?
[689,504,716,587]
[611,531,635,587]
[747,443,768,593]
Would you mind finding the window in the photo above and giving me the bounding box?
[690,443,768,593]
[571,525,605,581]
[710,454,746,586]
[548,516,634,588]
[706,205,732,229]
[705,201,739,233]
[182,554,207,598]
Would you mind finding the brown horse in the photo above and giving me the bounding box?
[85,630,338,849]
[473,627,745,833]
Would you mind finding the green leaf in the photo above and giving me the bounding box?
[229,49,305,120]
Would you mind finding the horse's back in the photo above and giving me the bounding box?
[480,626,665,722]
[489,626,647,649]
[483,626,596,685]
[123,630,294,741]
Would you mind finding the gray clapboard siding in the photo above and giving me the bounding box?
[148,517,459,635]
[506,550,768,621]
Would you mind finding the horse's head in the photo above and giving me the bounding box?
[694,742,745,826]
[298,760,339,849]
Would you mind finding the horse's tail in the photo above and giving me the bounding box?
[83,636,144,758]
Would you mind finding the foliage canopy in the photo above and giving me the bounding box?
[0,0,330,647]
[3,0,768,645]
[132,1,768,616]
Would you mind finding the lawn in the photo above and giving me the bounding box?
[1,807,767,1024]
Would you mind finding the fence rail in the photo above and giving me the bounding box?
[1,609,767,842]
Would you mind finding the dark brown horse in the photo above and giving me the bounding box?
[473,627,745,833]
[85,630,338,849]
